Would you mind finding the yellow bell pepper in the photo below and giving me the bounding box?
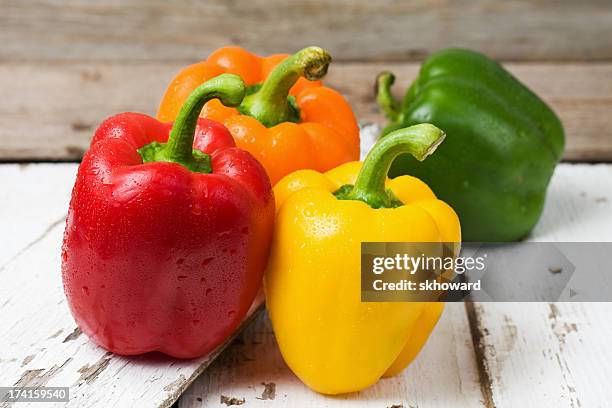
[265,123,461,394]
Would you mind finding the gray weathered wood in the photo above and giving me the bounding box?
[1,62,611,161]
[2,0,612,62]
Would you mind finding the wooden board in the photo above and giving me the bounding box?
[1,165,611,407]
[2,62,612,162]
[467,163,612,408]
[179,305,482,408]
[181,162,612,407]
[0,163,263,408]
[2,0,612,62]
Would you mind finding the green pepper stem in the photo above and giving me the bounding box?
[238,46,331,127]
[376,71,402,122]
[342,124,445,208]
[138,74,245,173]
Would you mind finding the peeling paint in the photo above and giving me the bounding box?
[21,354,36,367]
[258,382,276,400]
[14,358,71,387]
[163,374,186,393]
[62,327,82,343]
[76,352,112,385]
[548,303,560,320]
[220,395,245,406]
[48,329,64,339]
[549,304,579,348]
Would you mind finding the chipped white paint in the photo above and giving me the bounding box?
[468,163,612,408]
[0,163,263,408]
[2,162,612,407]
[182,163,612,407]
[180,305,482,408]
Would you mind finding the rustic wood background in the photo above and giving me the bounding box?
[3,0,612,62]
[2,1,612,407]
[2,0,612,161]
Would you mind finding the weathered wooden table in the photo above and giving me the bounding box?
[2,1,612,407]
[2,147,612,408]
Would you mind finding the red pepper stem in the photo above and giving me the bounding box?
[138,74,246,174]
[238,46,331,127]
[376,71,401,122]
[166,74,245,161]
[344,124,445,208]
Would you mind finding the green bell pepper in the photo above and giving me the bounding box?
[376,48,565,241]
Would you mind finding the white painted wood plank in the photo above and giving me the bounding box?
[180,163,612,407]
[468,163,612,408]
[0,164,73,266]
[531,164,612,243]
[179,304,482,408]
[181,125,480,408]
[0,163,263,408]
[3,163,611,407]
[471,302,612,408]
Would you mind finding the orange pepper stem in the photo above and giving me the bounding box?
[238,46,331,127]
[138,74,245,173]
[337,124,446,208]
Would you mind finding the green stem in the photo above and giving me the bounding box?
[376,71,402,122]
[138,74,245,173]
[335,124,445,208]
[238,46,331,127]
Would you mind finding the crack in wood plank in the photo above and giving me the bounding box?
[48,329,64,339]
[0,213,66,272]
[163,374,187,393]
[548,304,581,407]
[158,303,265,408]
[464,302,497,408]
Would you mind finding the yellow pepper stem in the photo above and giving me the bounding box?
[338,123,446,208]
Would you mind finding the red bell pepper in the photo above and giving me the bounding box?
[62,74,274,358]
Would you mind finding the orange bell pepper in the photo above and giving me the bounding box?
[158,46,360,184]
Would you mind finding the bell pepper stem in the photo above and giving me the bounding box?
[342,124,445,208]
[376,71,402,122]
[238,46,331,127]
[138,74,245,173]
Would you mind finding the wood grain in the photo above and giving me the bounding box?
[467,163,612,408]
[2,163,611,407]
[2,0,612,62]
[470,302,612,408]
[179,306,484,408]
[0,163,263,408]
[180,162,612,407]
[2,62,612,161]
